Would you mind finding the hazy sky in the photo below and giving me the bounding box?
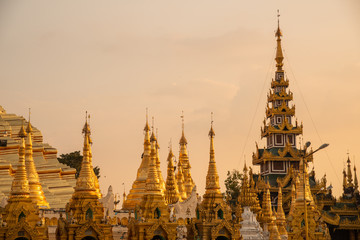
[0,0,359,199]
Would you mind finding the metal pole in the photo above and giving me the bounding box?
[303,154,309,240]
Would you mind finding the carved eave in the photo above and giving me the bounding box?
[271,77,289,88]
[261,118,303,138]
[339,217,360,230]
[276,166,294,187]
[266,103,295,118]
[330,205,359,215]
[322,211,340,226]
[267,89,293,102]
[252,144,313,165]
[278,142,299,158]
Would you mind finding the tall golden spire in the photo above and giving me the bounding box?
[165,144,180,204]
[198,113,233,228]
[63,115,113,238]
[179,111,195,197]
[346,154,353,187]
[354,164,358,191]
[276,186,287,238]
[139,126,169,221]
[75,113,97,195]
[275,10,284,71]
[205,113,221,194]
[122,110,153,210]
[9,123,30,200]
[261,182,274,224]
[82,113,102,198]
[25,112,49,208]
[2,122,46,237]
[261,182,281,240]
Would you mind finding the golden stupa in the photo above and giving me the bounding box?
[195,120,240,240]
[0,123,48,240]
[123,116,166,210]
[57,114,113,240]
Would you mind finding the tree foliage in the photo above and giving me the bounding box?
[58,151,100,179]
[224,169,242,208]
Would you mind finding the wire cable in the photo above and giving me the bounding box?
[237,46,276,169]
[283,49,341,186]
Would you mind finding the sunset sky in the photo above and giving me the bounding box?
[0,0,359,199]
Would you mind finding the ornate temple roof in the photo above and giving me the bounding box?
[0,105,76,209]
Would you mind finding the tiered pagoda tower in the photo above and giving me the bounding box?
[58,115,112,240]
[0,124,48,240]
[252,19,306,179]
[250,17,337,217]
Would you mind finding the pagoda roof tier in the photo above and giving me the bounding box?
[267,89,293,102]
[271,78,289,88]
[261,118,302,138]
[252,143,313,165]
[266,102,295,118]
[322,210,360,230]
[330,202,359,215]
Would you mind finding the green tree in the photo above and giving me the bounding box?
[224,169,242,208]
[58,151,100,179]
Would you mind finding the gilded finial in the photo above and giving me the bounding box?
[346,152,353,186]
[181,111,184,132]
[179,111,188,145]
[19,120,27,138]
[169,139,172,151]
[211,112,213,126]
[354,159,358,190]
[209,112,215,138]
[275,10,284,71]
[144,108,150,132]
[150,117,156,142]
[26,108,33,133]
